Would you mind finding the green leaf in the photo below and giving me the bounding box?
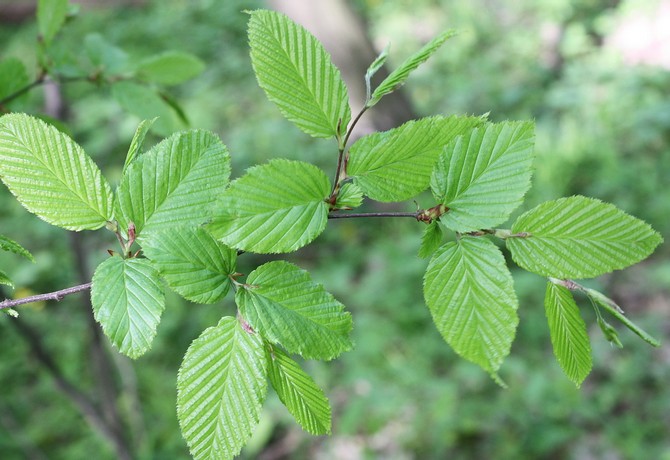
[423,237,518,376]
[37,0,68,45]
[585,287,660,347]
[334,182,363,210]
[84,34,129,75]
[178,316,267,460]
[0,58,29,104]
[115,129,230,239]
[0,270,13,287]
[544,282,592,387]
[431,121,535,231]
[135,51,206,86]
[142,227,237,304]
[0,113,113,230]
[347,115,483,202]
[91,256,165,359]
[266,345,331,435]
[508,196,663,278]
[208,159,330,254]
[236,261,352,360]
[123,118,156,174]
[247,10,351,139]
[111,81,177,136]
[368,30,456,107]
[0,235,34,262]
[365,44,389,102]
[418,221,443,259]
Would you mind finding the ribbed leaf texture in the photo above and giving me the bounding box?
[267,345,331,435]
[508,196,663,278]
[0,114,113,230]
[544,282,592,387]
[115,129,230,239]
[208,159,330,253]
[91,256,165,358]
[418,221,443,259]
[248,10,350,139]
[369,30,456,107]
[142,228,237,304]
[123,118,156,173]
[431,121,535,231]
[347,115,483,202]
[0,234,34,262]
[423,237,518,376]
[177,317,267,460]
[334,182,363,210]
[236,261,353,360]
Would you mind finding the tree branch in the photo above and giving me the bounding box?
[0,282,91,310]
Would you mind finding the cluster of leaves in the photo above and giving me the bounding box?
[0,7,664,460]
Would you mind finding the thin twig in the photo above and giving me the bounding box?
[0,282,92,310]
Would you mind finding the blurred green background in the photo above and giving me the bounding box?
[1,0,669,458]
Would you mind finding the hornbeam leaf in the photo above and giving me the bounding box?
[347,115,483,202]
[0,58,29,104]
[266,345,331,435]
[37,0,68,45]
[178,316,267,460]
[544,282,592,387]
[135,51,206,86]
[248,9,351,139]
[142,228,237,304]
[115,129,230,239]
[508,196,663,278]
[123,118,156,173]
[236,261,352,360]
[418,221,443,259]
[208,159,330,254]
[431,121,535,231]
[368,30,456,107]
[334,182,363,210]
[0,270,12,287]
[365,44,390,101]
[0,114,113,230]
[0,235,34,262]
[91,256,165,359]
[423,237,518,376]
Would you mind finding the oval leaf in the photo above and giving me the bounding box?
[423,237,518,376]
[208,159,330,254]
[431,121,535,231]
[142,228,237,304]
[177,316,267,460]
[0,114,113,230]
[136,51,206,86]
[508,196,663,278]
[37,0,68,45]
[91,256,165,359]
[545,282,592,387]
[248,9,351,139]
[236,261,352,360]
[112,81,177,136]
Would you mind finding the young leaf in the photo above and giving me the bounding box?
[0,113,113,230]
[0,58,29,104]
[423,237,518,377]
[266,345,331,435]
[123,118,156,173]
[91,256,165,359]
[431,121,535,231]
[544,282,592,387]
[334,182,363,210]
[177,316,267,460]
[37,0,68,45]
[368,30,456,107]
[115,129,231,239]
[508,196,663,279]
[0,235,34,262]
[236,261,352,360]
[112,81,176,136]
[0,270,13,288]
[347,115,483,202]
[418,221,443,259]
[365,44,390,102]
[247,9,351,139]
[208,159,330,254]
[142,228,237,304]
[135,51,206,86]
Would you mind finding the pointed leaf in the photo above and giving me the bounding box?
[123,118,156,173]
[0,114,113,230]
[334,182,363,210]
[208,159,330,253]
[0,270,12,287]
[91,256,165,358]
[418,221,442,259]
[37,0,68,45]
[115,129,230,239]
[112,81,177,136]
[347,115,483,202]
[365,44,389,101]
[236,261,352,360]
[178,316,267,460]
[423,237,518,375]
[508,196,663,278]
[136,51,205,86]
[369,30,456,107]
[142,228,237,304]
[248,9,351,139]
[431,121,535,231]
[267,345,331,435]
[0,235,34,262]
[544,282,592,387]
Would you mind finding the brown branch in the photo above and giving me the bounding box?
[0,282,91,310]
